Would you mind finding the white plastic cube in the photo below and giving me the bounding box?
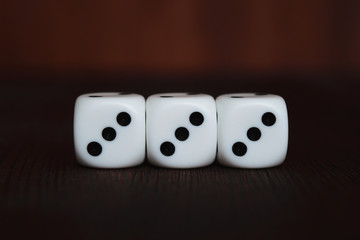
[146,93,217,168]
[216,93,288,168]
[74,92,145,168]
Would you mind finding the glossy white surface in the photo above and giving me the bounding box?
[146,93,217,168]
[216,93,288,168]
[74,92,145,168]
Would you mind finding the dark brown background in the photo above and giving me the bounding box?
[0,1,359,239]
[1,0,360,74]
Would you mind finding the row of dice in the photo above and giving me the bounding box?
[74,92,288,169]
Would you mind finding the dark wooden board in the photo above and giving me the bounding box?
[0,75,359,239]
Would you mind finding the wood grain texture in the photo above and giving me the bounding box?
[0,75,359,239]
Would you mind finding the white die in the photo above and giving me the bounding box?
[146,93,217,168]
[74,92,145,168]
[216,93,288,168]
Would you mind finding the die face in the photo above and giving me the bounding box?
[217,93,288,168]
[74,92,145,168]
[146,93,217,168]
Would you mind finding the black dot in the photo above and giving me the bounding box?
[232,142,247,156]
[118,92,132,95]
[262,112,276,126]
[255,92,268,95]
[160,96,173,98]
[89,95,102,97]
[117,112,131,126]
[231,96,244,98]
[102,127,116,141]
[175,127,189,141]
[189,112,204,126]
[87,142,102,156]
[160,142,175,156]
[247,127,261,141]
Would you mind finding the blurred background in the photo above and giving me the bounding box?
[1,0,359,80]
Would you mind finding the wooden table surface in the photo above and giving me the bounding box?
[0,75,359,239]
